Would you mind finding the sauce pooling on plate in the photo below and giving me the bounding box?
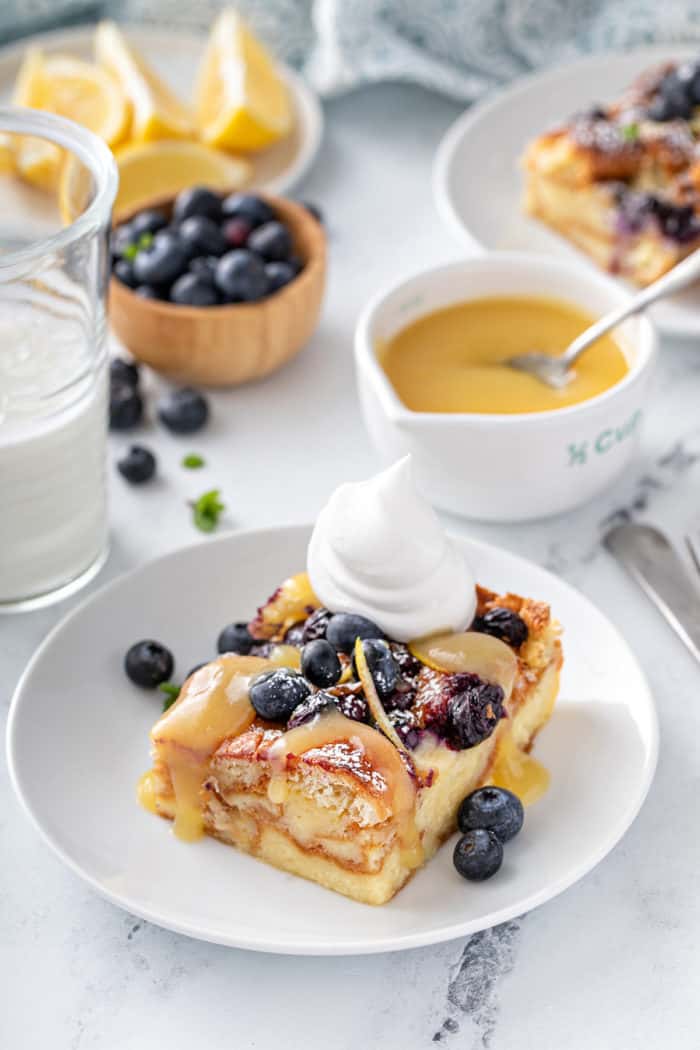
[379,295,629,414]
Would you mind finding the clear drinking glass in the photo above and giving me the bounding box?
[0,108,117,611]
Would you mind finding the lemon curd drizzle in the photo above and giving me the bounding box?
[379,295,629,415]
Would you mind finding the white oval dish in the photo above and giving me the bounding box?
[0,24,323,195]
[432,46,700,338]
[355,253,657,522]
[7,526,657,955]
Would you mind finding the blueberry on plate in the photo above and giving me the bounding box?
[170,272,219,307]
[109,383,143,431]
[326,612,384,653]
[109,357,139,388]
[248,220,292,262]
[172,185,222,223]
[249,667,311,721]
[189,255,219,281]
[217,622,255,655]
[472,607,528,648]
[215,250,268,302]
[453,829,503,881]
[287,690,338,729]
[130,208,168,239]
[223,217,252,249]
[157,387,209,434]
[221,192,274,227]
[265,260,297,293]
[178,215,228,257]
[133,230,190,287]
[135,285,161,300]
[125,640,174,689]
[301,639,342,688]
[117,444,156,484]
[352,638,397,698]
[113,258,138,289]
[458,786,524,843]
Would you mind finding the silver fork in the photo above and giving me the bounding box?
[508,247,700,389]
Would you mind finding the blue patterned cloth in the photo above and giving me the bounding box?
[10,0,700,101]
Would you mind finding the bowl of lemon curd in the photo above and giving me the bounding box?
[355,254,657,521]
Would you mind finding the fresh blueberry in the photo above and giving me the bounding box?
[217,622,255,655]
[172,186,222,223]
[458,786,524,843]
[189,255,219,281]
[265,260,297,293]
[287,690,338,729]
[133,230,190,286]
[215,250,268,302]
[301,607,332,643]
[125,640,174,689]
[300,201,323,223]
[157,387,209,434]
[447,676,505,749]
[135,285,161,300]
[678,61,700,104]
[221,192,274,227]
[288,256,304,275]
[352,638,397,699]
[248,220,292,262]
[110,224,135,259]
[109,383,143,431]
[178,215,228,257]
[648,73,693,120]
[117,444,156,484]
[453,829,503,881]
[222,217,253,249]
[130,208,168,238]
[326,613,384,653]
[471,607,528,647]
[113,257,138,288]
[301,639,342,688]
[109,357,139,388]
[249,667,311,721]
[170,272,219,306]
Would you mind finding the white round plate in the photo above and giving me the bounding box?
[433,46,700,338]
[7,526,657,955]
[0,24,323,195]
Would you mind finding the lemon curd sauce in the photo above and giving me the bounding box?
[379,296,629,415]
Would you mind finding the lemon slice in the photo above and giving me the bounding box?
[111,140,250,215]
[11,48,129,190]
[196,9,292,153]
[95,21,195,142]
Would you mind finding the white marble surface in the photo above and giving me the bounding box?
[3,82,700,1049]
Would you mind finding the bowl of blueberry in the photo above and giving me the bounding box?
[109,187,326,387]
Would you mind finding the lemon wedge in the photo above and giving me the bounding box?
[11,48,129,190]
[111,140,250,215]
[95,21,195,142]
[196,10,292,153]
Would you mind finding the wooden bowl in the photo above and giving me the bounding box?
[108,193,326,387]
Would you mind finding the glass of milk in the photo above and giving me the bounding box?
[0,108,117,611]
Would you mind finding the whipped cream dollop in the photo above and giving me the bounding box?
[307,457,476,642]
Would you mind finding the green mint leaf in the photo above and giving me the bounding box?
[137,232,154,250]
[622,122,639,141]
[182,453,205,469]
[122,242,138,261]
[159,682,180,710]
[192,488,225,533]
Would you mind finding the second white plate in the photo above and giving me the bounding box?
[7,526,657,954]
[434,46,700,338]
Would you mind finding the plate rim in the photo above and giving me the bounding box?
[0,21,324,195]
[6,524,659,955]
[432,44,700,338]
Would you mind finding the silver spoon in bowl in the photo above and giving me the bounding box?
[507,247,700,389]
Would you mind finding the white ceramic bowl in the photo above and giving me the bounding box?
[355,253,658,522]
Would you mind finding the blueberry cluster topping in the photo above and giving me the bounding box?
[647,64,700,122]
[614,186,700,244]
[444,674,505,750]
[111,189,319,306]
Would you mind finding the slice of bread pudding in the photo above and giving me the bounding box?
[140,575,562,905]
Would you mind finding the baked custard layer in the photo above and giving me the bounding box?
[140,583,562,905]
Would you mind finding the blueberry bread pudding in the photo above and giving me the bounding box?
[523,59,700,284]
[138,461,562,905]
